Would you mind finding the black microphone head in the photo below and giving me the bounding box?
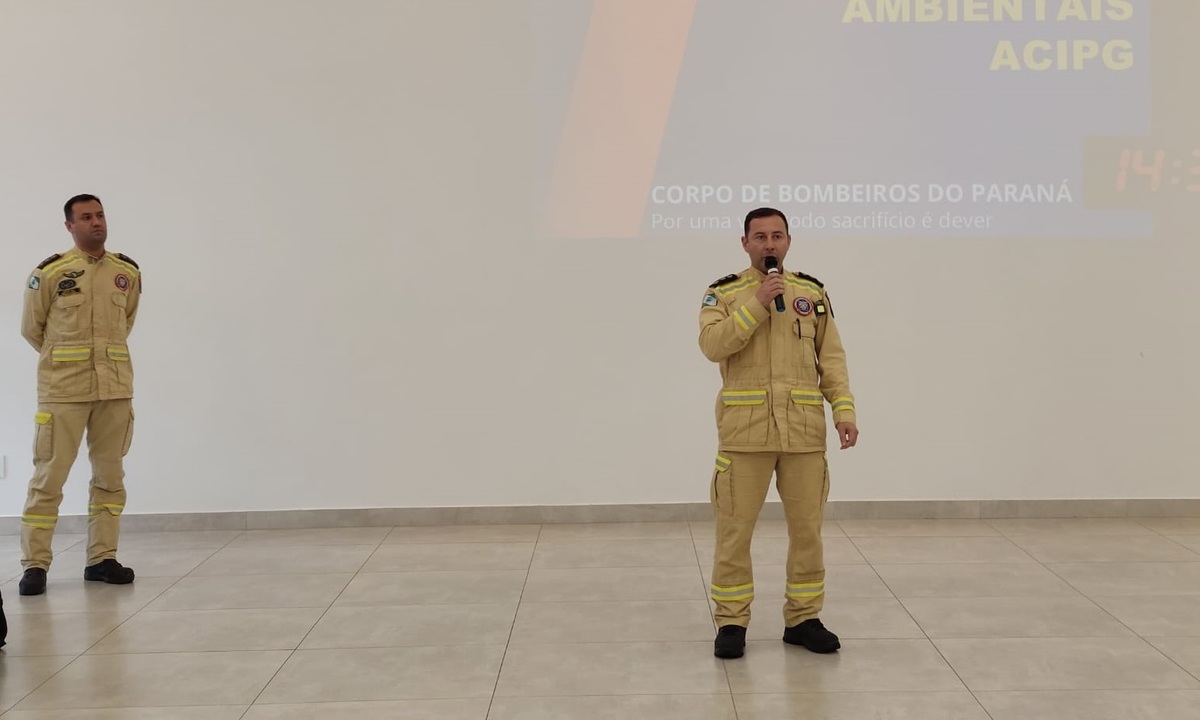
[764,256,779,271]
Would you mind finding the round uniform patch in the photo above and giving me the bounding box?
[115,274,129,291]
[793,297,813,316]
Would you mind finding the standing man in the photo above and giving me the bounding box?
[18,194,140,596]
[699,207,859,659]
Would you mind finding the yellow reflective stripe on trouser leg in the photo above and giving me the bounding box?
[22,513,58,530]
[89,504,124,516]
[786,580,825,599]
[715,455,732,472]
[710,582,754,602]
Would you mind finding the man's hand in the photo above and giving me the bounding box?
[755,273,785,310]
[835,422,859,449]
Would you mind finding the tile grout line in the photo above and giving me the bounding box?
[848,533,999,720]
[688,518,742,718]
[234,528,394,719]
[1,529,246,715]
[482,524,540,720]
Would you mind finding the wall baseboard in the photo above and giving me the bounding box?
[3,498,1199,535]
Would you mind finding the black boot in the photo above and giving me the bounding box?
[783,618,840,653]
[19,568,47,596]
[714,624,747,659]
[83,559,135,585]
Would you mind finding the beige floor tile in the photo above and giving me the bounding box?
[190,545,377,576]
[1,611,127,656]
[88,608,324,653]
[934,637,1200,691]
[3,709,249,720]
[872,563,1079,598]
[734,692,991,720]
[2,576,176,615]
[115,531,243,549]
[532,539,699,569]
[988,518,1158,536]
[362,543,534,572]
[257,646,505,703]
[1092,595,1200,636]
[1145,637,1200,677]
[1169,535,1200,553]
[902,596,1133,638]
[851,537,1034,564]
[511,600,714,644]
[300,603,517,648]
[1049,562,1200,596]
[495,641,728,697]
[1139,518,1200,535]
[723,639,965,693]
[538,522,691,542]
[335,569,527,606]
[229,527,390,547]
[976,690,1200,720]
[488,695,737,720]
[242,699,490,720]
[145,573,353,611]
[384,524,541,544]
[13,651,290,710]
[743,597,924,641]
[522,566,705,602]
[0,656,78,714]
[838,519,999,537]
[1008,534,1200,563]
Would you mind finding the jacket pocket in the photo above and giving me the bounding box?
[787,388,826,447]
[718,389,769,446]
[50,292,87,334]
[48,345,94,398]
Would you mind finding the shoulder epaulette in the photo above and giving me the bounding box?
[36,253,61,270]
[793,270,824,288]
[116,252,139,269]
[708,273,739,288]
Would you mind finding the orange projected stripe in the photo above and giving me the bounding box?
[541,0,697,239]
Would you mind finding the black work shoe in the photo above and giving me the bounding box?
[783,618,841,653]
[83,559,135,585]
[19,568,47,596]
[714,624,747,659]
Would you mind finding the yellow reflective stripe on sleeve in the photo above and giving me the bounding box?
[715,455,732,473]
[721,390,766,406]
[790,390,824,406]
[51,347,91,362]
[107,347,130,361]
[733,304,758,331]
[710,582,754,602]
[832,396,855,412]
[786,580,825,599]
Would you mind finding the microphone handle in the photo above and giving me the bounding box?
[768,268,785,312]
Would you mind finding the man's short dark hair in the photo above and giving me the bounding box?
[744,207,789,236]
[64,194,102,221]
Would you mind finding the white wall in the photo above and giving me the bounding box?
[1,1,1196,518]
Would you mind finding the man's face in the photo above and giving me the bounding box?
[66,200,107,250]
[742,215,790,272]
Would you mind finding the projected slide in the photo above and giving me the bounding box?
[535,0,1191,240]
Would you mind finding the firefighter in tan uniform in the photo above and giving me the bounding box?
[699,207,859,659]
[18,194,139,596]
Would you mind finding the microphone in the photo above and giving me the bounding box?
[764,256,785,312]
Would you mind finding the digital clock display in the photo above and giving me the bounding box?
[1083,138,1200,209]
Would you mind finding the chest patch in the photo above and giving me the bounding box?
[115,274,130,291]
[793,297,814,316]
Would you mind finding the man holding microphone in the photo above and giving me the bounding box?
[698,207,859,659]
